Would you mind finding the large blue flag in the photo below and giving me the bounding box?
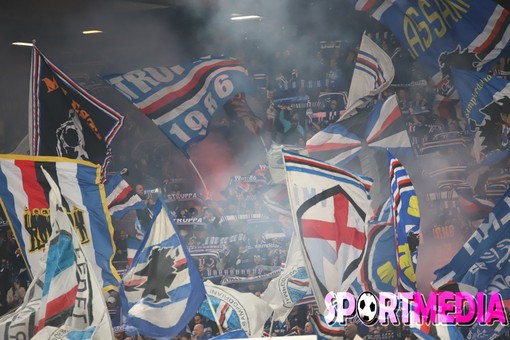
[120,196,206,339]
[388,152,421,292]
[432,188,510,339]
[452,68,510,163]
[0,155,120,291]
[103,56,255,157]
[350,0,510,94]
[30,47,124,182]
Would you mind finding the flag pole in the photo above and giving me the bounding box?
[268,312,275,338]
[188,158,210,199]
[206,295,224,335]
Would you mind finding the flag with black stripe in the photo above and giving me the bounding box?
[0,154,120,291]
[104,173,146,220]
[30,46,124,182]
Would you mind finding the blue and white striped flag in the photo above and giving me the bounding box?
[104,173,145,220]
[342,33,394,119]
[0,155,120,291]
[120,196,205,339]
[103,56,255,157]
[388,152,421,292]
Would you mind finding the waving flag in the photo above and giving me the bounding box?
[388,152,421,292]
[211,329,248,339]
[452,68,510,162]
[283,150,373,316]
[199,281,273,337]
[351,0,510,94]
[0,155,119,290]
[261,235,312,321]
[307,94,410,166]
[30,47,124,181]
[343,33,394,119]
[0,170,113,339]
[103,56,254,157]
[120,196,205,339]
[104,173,145,220]
[432,188,510,305]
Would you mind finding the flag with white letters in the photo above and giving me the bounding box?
[103,56,255,157]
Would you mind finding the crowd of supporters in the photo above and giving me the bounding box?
[0,23,509,339]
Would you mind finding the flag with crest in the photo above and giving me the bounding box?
[198,280,273,337]
[343,33,394,119]
[30,47,124,181]
[0,167,113,339]
[120,196,205,339]
[283,150,373,317]
[261,235,312,321]
[452,68,510,162]
[103,56,254,157]
[0,155,119,290]
[388,151,421,292]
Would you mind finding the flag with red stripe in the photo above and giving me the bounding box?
[349,0,510,94]
[388,151,421,292]
[0,155,119,291]
[103,56,255,157]
[343,33,394,119]
[30,47,124,182]
[283,150,373,317]
[0,169,113,339]
[105,173,146,220]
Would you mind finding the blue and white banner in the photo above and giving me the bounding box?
[388,152,421,292]
[0,155,119,291]
[452,68,510,162]
[432,188,510,301]
[120,197,206,339]
[103,56,255,157]
[351,0,510,91]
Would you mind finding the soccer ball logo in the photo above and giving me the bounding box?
[357,291,379,325]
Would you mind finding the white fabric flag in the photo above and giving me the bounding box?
[261,235,312,321]
[0,167,113,339]
[342,33,394,120]
[200,280,273,337]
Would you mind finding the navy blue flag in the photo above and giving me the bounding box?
[432,188,510,298]
[120,196,206,339]
[452,68,510,162]
[103,56,255,157]
[351,0,510,95]
[30,47,124,181]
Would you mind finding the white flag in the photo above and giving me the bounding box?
[0,167,113,339]
[261,235,312,321]
[199,280,273,337]
[342,33,394,120]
